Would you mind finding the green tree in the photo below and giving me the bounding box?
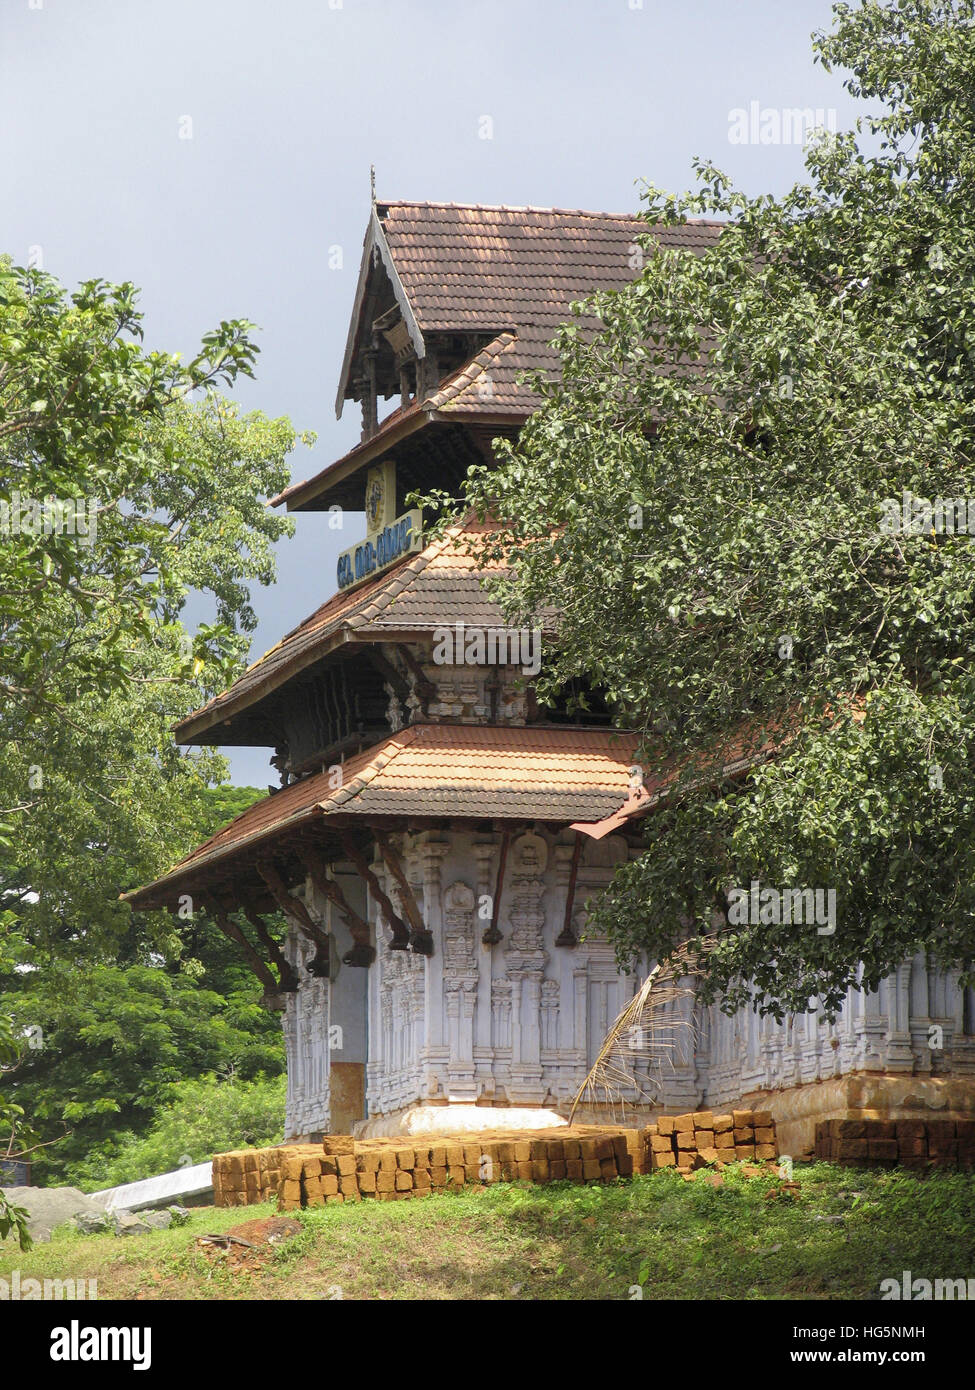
[0,264,308,1234]
[0,987,31,1249]
[0,786,285,1183]
[441,0,975,1017]
[0,266,262,735]
[63,1072,287,1192]
[2,962,284,1181]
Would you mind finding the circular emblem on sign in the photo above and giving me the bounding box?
[366,475,383,531]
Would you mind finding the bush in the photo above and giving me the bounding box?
[65,1072,286,1191]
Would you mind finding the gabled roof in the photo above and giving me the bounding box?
[125,723,644,908]
[284,202,723,514]
[335,199,724,418]
[376,200,721,334]
[173,523,533,746]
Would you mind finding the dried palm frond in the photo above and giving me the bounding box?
[568,934,718,1125]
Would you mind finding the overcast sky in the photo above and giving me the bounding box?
[1,0,861,786]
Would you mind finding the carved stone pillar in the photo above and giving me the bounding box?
[502,831,549,1103]
[417,835,449,1096]
[885,959,916,1072]
[492,978,513,1051]
[540,978,560,1052]
[284,926,331,1137]
[443,880,479,1099]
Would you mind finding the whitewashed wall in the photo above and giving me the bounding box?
[282,830,975,1136]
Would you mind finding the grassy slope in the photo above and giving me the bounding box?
[2,1163,973,1301]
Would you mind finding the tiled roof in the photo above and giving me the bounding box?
[423,331,519,412]
[125,724,643,906]
[376,201,723,416]
[174,524,533,744]
[378,201,722,334]
[280,202,725,512]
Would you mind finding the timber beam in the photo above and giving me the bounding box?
[239,902,300,992]
[338,831,411,952]
[393,644,436,704]
[362,646,410,704]
[205,903,281,1002]
[483,829,509,946]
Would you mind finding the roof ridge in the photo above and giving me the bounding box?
[380,199,640,218]
[378,198,725,227]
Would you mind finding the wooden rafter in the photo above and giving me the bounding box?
[298,845,376,967]
[239,903,300,992]
[207,904,280,995]
[483,829,510,946]
[361,647,410,703]
[393,644,435,704]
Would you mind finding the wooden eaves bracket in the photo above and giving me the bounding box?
[256,859,335,979]
[373,829,434,956]
[239,900,301,993]
[337,830,412,954]
[201,898,289,1009]
[298,844,377,968]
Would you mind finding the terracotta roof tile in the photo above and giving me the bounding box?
[280,203,723,510]
[378,202,722,336]
[173,524,522,742]
[376,202,723,415]
[125,724,643,906]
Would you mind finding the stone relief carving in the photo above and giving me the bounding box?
[540,977,560,1051]
[491,977,513,1050]
[443,880,477,975]
[503,831,549,973]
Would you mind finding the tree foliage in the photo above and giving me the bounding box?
[435,0,975,1016]
[0,263,306,1223]
[0,785,284,1183]
[64,1072,286,1192]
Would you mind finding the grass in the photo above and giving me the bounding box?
[2,1162,973,1300]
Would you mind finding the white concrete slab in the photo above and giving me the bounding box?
[91,1161,213,1212]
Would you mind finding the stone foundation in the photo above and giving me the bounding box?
[814,1115,975,1169]
[736,1073,975,1158]
[353,1103,569,1139]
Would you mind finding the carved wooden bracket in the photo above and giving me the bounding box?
[483,829,510,946]
[362,647,410,704]
[555,832,583,948]
[394,644,436,705]
[239,904,300,993]
[257,859,333,979]
[298,845,377,967]
[338,831,411,951]
[207,904,280,998]
[374,830,433,956]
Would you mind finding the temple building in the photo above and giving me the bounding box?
[128,198,975,1153]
